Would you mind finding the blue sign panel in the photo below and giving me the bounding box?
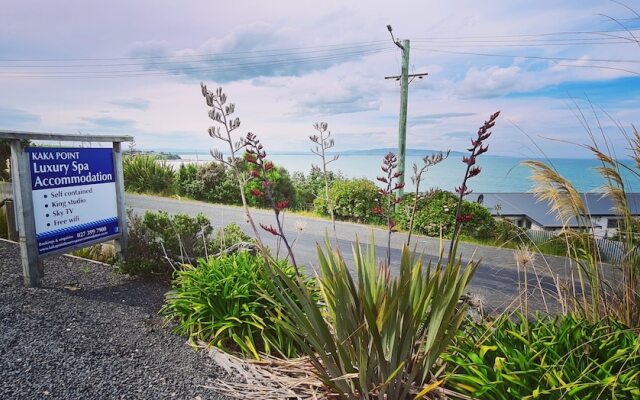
[27,147,120,255]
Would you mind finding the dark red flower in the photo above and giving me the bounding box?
[275,200,289,211]
[393,182,405,190]
[250,188,263,197]
[462,156,476,166]
[377,176,389,184]
[260,223,279,236]
[455,185,472,196]
[456,214,474,223]
[468,166,481,178]
[372,206,385,215]
[250,170,261,178]
[476,145,489,156]
[246,154,257,164]
[264,161,274,171]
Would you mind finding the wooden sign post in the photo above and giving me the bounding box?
[0,130,132,287]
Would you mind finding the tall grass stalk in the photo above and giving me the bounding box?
[523,118,639,327]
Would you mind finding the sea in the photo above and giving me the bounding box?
[166,153,640,194]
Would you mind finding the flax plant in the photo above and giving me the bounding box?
[244,132,300,276]
[448,111,500,261]
[373,153,404,266]
[407,151,449,246]
[200,84,265,250]
[310,122,339,241]
[265,236,477,400]
[261,113,501,399]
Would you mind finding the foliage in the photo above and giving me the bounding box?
[244,134,300,273]
[314,178,383,224]
[0,139,30,181]
[291,166,342,209]
[209,223,254,255]
[395,190,495,240]
[243,156,297,209]
[444,313,640,399]
[176,163,202,198]
[264,237,477,399]
[176,161,240,204]
[118,210,210,276]
[123,154,176,195]
[161,252,306,359]
[493,217,526,244]
[524,123,640,327]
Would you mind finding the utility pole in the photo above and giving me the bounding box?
[385,25,427,197]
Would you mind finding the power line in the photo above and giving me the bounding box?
[0,40,389,62]
[0,48,397,79]
[412,47,640,64]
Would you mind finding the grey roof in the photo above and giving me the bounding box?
[473,193,640,228]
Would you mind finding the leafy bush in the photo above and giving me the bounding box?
[395,190,495,239]
[176,163,202,198]
[119,211,252,277]
[161,252,305,359]
[444,313,640,399]
[0,205,7,239]
[208,223,253,255]
[123,154,176,194]
[244,162,297,209]
[265,237,477,398]
[291,166,342,210]
[314,178,383,224]
[493,217,525,244]
[118,210,211,276]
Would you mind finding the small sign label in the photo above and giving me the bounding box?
[27,147,119,254]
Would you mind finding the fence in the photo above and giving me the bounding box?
[525,228,633,264]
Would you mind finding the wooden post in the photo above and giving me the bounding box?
[10,141,42,287]
[397,39,410,197]
[112,142,128,260]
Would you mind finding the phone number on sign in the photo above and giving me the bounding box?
[77,226,108,238]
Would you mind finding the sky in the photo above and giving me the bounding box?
[1,0,639,158]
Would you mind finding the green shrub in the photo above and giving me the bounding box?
[244,163,297,209]
[291,166,342,210]
[208,223,253,255]
[161,252,305,359]
[119,210,211,276]
[493,217,526,244]
[314,178,383,224]
[123,154,176,194]
[444,313,640,399]
[395,190,495,239]
[177,163,201,198]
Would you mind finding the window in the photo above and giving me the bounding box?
[607,218,621,229]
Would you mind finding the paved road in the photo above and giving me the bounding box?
[126,193,575,313]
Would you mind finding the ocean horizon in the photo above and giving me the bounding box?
[162,152,640,194]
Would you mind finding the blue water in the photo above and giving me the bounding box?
[171,154,640,193]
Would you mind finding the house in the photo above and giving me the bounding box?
[473,192,640,238]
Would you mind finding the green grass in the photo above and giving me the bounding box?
[444,313,640,399]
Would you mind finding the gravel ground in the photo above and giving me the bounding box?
[0,240,230,400]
